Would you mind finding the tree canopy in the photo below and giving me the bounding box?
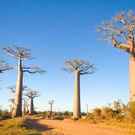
[97,10,135,55]
[64,59,95,75]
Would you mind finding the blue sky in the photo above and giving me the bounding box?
[0,0,134,112]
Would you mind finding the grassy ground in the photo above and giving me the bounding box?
[0,117,63,135]
[97,120,135,135]
[1,116,135,135]
[82,119,135,135]
[0,117,41,135]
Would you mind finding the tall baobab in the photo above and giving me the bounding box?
[4,46,45,117]
[8,85,28,115]
[64,59,95,119]
[48,100,54,119]
[25,89,39,115]
[97,10,135,102]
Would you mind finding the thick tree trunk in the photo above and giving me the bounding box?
[12,59,23,117]
[29,98,34,114]
[129,38,135,102]
[73,70,81,119]
[129,56,135,101]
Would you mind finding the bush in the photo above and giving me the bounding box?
[63,111,73,118]
[101,107,113,119]
[53,115,64,120]
[0,109,11,120]
[85,100,129,123]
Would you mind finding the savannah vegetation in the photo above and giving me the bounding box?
[0,10,135,135]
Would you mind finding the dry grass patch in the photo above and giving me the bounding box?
[0,117,41,135]
[95,120,135,135]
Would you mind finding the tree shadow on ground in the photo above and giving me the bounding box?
[25,118,54,132]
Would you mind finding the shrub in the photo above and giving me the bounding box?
[53,116,64,120]
[63,111,73,118]
[85,100,129,123]
[0,109,11,120]
[101,107,113,119]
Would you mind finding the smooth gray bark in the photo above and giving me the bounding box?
[73,70,81,119]
[12,59,23,117]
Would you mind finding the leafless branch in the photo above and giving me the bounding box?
[3,46,32,60]
[8,85,28,94]
[48,100,54,105]
[9,98,15,104]
[97,10,135,49]
[64,59,95,75]
[25,89,40,99]
[23,65,45,74]
[0,60,12,73]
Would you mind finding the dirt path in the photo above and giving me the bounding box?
[36,119,129,135]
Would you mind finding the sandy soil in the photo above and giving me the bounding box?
[36,119,129,135]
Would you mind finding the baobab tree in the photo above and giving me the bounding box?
[48,100,54,119]
[25,89,39,115]
[9,98,15,114]
[8,87,15,114]
[97,10,135,102]
[64,59,95,119]
[3,46,45,117]
[8,85,28,115]
[23,98,29,115]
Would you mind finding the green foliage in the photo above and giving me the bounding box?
[53,112,64,120]
[53,115,64,120]
[63,111,73,118]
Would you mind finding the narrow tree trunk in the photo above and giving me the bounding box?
[73,70,81,119]
[29,98,34,114]
[12,59,23,117]
[49,104,53,119]
[23,100,27,115]
[129,56,135,101]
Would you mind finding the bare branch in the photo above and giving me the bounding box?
[97,10,135,52]
[64,59,95,75]
[3,46,32,60]
[25,89,40,99]
[9,98,15,104]
[48,100,54,105]
[23,65,46,74]
[8,85,28,94]
[0,60,12,73]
